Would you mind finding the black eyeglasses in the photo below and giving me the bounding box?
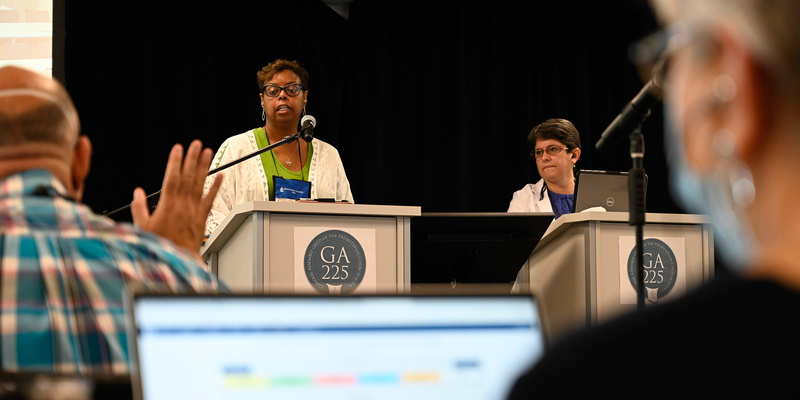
[531,145,569,159]
[262,84,305,97]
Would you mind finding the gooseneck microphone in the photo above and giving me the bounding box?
[594,62,665,311]
[104,116,320,217]
[103,132,303,217]
[300,115,316,142]
[595,71,663,151]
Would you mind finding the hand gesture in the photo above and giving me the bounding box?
[131,140,223,256]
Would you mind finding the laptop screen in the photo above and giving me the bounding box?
[128,294,545,400]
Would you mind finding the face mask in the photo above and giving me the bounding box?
[663,102,756,273]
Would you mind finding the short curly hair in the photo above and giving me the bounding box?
[527,118,582,151]
[256,59,310,92]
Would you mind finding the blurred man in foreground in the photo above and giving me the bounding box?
[0,66,223,374]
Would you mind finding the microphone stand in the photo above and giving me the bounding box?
[103,133,301,217]
[629,125,647,312]
[596,67,661,312]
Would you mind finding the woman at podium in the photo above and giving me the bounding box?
[203,59,354,236]
[507,118,582,219]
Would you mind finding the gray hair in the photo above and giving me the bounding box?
[650,0,800,103]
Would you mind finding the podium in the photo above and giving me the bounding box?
[201,201,421,293]
[518,212,713,343]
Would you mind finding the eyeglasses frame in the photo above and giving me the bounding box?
[262,83,306,98]
[531,145,571,159]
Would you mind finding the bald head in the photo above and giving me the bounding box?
[0,66,91,201]
[0,66,80,149]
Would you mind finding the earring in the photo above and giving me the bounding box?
[714,129,755,207]
[712,75,737,103]
[261,108,265,121]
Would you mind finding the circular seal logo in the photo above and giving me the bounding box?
[304,230,366,294]
[606,197,615,208]
[627,238,678,303]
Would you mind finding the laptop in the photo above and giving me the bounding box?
[126,292,546,400]
[572,169,646,213]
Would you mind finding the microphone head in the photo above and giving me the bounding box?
[300,115,315,142]
[301,114,316,128]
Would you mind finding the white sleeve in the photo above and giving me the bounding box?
[507,190,526,212]
[204,139,235,236]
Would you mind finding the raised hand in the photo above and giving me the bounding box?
[131,140,223,257]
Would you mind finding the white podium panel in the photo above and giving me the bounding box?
[519,212,713,343]
[202,201,420,294]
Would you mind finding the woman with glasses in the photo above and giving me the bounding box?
[203,59,353,236]
[507,118,581,219]
[507,0,800,395]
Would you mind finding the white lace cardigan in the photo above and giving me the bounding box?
[203,129,354,236]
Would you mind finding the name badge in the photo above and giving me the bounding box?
[273,176,311,200]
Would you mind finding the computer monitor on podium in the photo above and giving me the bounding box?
[410,213,553,288]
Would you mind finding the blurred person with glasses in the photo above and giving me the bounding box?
[507,0,800,396]
[204,59,354,236]
[507,118,582,220]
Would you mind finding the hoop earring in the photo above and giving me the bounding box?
[261,109,266,122]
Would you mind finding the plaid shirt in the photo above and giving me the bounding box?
[0,169,221,375]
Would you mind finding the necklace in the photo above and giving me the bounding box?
[266,131,298,166]
[275,147,296,166]
[259,127,308,183]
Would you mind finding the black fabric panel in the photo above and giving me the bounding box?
[61,0,682,219]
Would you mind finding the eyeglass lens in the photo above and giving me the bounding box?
[534,146,566,158]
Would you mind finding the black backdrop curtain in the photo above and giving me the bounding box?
[61,0,682,219]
